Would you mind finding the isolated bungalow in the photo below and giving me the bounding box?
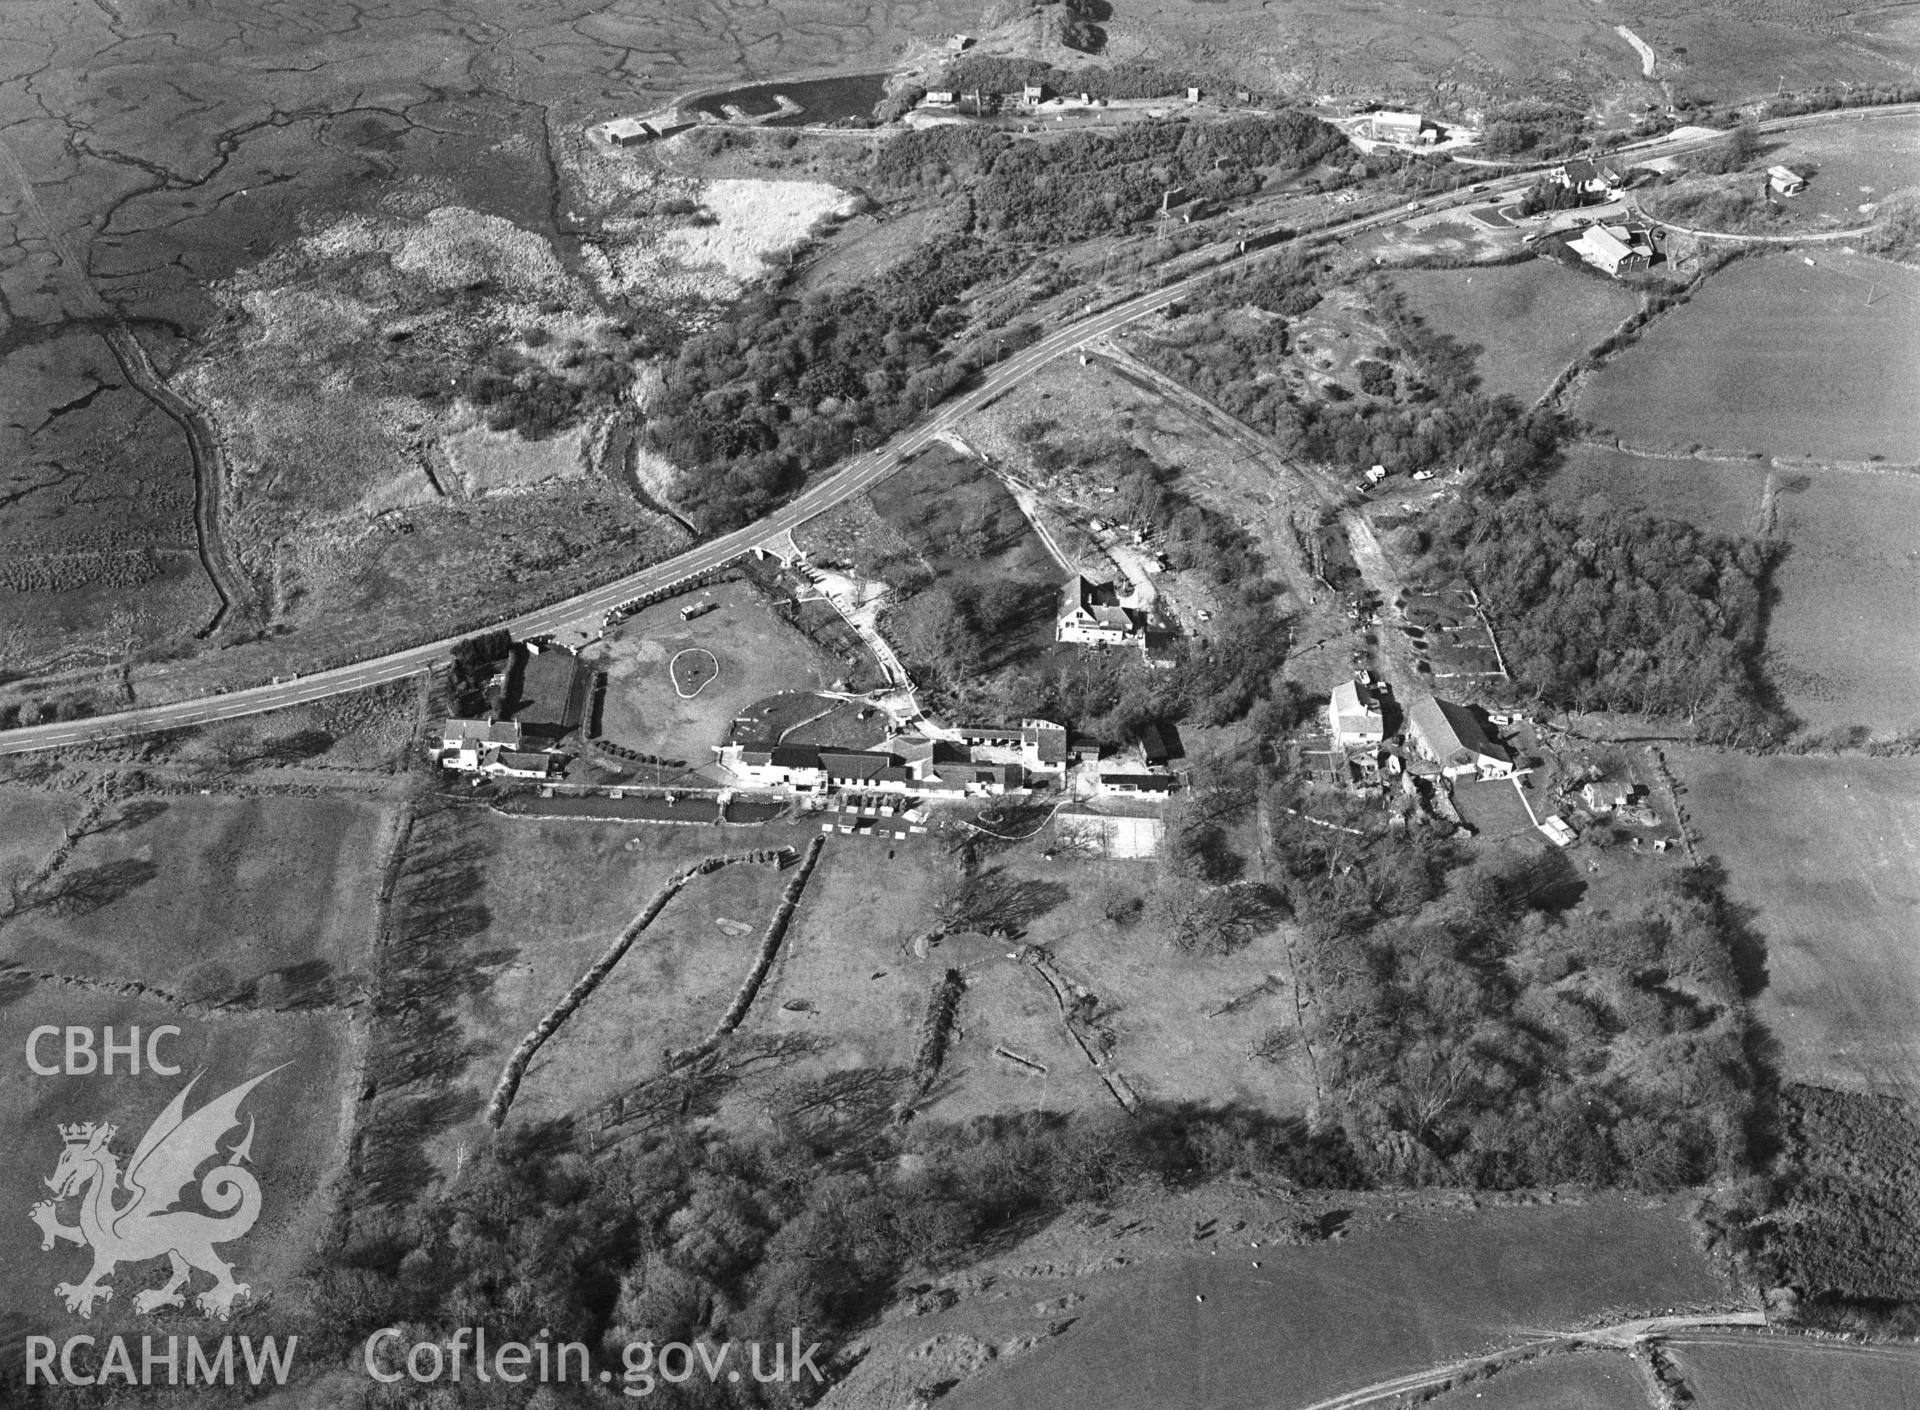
[1568,223,1656,277]
[1406,695,1512,780]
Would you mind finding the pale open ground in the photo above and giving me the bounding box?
[923,1196,1728,1410]
[1424,1351,1648,1410]
[1765,470,1920,734]
[1574,253,1920,463]
[436,815,817,1151]
[441,418,596,495]
[1670,749,1920,1099]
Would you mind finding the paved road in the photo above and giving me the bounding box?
[4,102,1912,756]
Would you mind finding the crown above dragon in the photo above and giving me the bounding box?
[59,1121,113,1146]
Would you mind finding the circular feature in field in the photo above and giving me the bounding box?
[669,647,719,698]
[598,581,855,763]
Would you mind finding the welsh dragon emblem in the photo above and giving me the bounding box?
[29,1066,284,1319]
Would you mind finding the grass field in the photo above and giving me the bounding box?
[1669,749,1920,1097]
[727,840,1116,1128]
[0,786,85,888]
[1668,1336,1920,1410]
[944,1197,1729,1410]
[507,848,796,1126]
[2,793,395,1003]
[975,845,1317,1116]
[1764,470,1920,733]
[1427,1352,1648,1410]
[598,578,856,763]
[0,783,376,1336]
[409,815,817,1151]
[705,822,1319,1131]
[1545,444,1768,535]
[1574,253,1920,462]
[1391,262,1639,403]
[1744,114,1920,233]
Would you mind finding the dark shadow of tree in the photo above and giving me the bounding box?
[353,804,501,1208]
[32,857,160,917]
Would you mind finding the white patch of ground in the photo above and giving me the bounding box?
[1614,25,1657,78]
[630,438,681,506]
[442,417,595,496]
[299,207,576,305]
[587,178,855,304]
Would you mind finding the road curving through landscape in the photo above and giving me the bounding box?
[2,102,1913,757]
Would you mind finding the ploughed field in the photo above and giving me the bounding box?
[1573,253,1920,462]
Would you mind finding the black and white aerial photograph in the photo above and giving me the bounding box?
[2,0,1917,1402]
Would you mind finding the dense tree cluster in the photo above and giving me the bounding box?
[647,237,1029,531]
[862,461,1062,691]
[1135,270,1564,491]
[1271,799,1760,1190]
[1429,492,1783,741]
[1516,179,1593,217]
[308,1105,1360,1405]
[1681,121,1760,176]
[871,114,1347,245]
[449,629,514,715]
[1477,101,1593,158]
[1760,80,1920,119]
[1705,1084,1920,1334]
[966,437,1290,738]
